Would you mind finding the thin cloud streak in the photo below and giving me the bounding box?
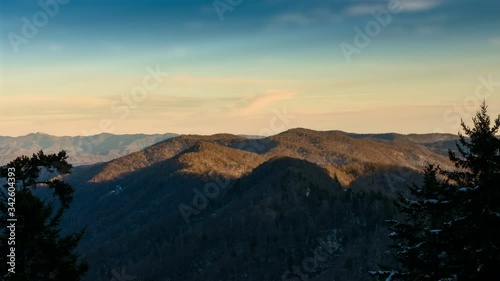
[236,90,298,116]
[343,0,445,16]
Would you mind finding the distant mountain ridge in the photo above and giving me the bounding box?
[0,131,460,167]
[84,128,457,187]
[0,132,178,166]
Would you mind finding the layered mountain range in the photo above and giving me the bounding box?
[0,132,177,166]
[35,128,461,281]
[7,128,462,281]
[81,128,456,188]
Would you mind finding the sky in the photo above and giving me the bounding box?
[0,0,499,137]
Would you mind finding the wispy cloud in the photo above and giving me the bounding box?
[399,0,444,12]
[0,96,107,125]
[2,95,109,109]
[173,47,188,56]
[47,43,64,52]
[489,37,500,47]
[273,13,309,26]
[343,4,385,16]
[343,0,445,16]
[236,90,297,116]
[168,73,287,87]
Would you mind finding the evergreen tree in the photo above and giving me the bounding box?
[372,102,500,280]
[0,151,88,281]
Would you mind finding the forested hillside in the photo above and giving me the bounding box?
[53,128,458,280]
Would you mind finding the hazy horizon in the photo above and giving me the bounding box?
[0,127,464,138]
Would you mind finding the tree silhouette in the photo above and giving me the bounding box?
[373,102,500,280]
[0,150,88,281]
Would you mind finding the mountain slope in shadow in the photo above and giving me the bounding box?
[58,128,461,281]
